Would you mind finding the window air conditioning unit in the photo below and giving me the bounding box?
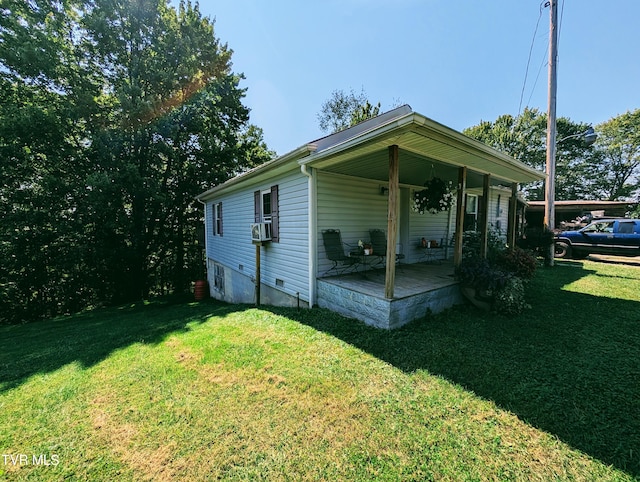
[251,222,272,242]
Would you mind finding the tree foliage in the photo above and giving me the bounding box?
[464,108,600,200]
[350,100,381,126]
[317,88,381,133]
[590,109,640,200]
[0,0,271,323]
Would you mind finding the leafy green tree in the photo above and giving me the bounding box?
[350,100,381,126]
[464,108,597,200]
[81,0,273,299]
[0,0,98,321]
[588,109,640,200]
[0,0,270,322]
[317,88,379,133]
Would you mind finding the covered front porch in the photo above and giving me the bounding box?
[301,106,544,328]
[317,262,462,329]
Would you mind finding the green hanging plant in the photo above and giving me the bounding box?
[412,177,455,214]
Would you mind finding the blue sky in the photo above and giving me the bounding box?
[195,0,639,156]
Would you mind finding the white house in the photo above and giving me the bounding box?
[196,106,544,329]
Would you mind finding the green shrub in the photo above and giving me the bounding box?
[497,247,538,279]
[461,228,506,260]
[457,245,535,316]
[494,277,531,315]
[455,256,510,293]
[517,228,554,263]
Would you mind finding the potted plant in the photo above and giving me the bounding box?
[412,177,455,214]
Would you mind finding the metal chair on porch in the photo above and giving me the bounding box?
[321,229,360,276]
[369,229,405,270]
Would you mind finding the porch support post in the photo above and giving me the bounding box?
[507,183,518,250]
[480,174,491,258]
[453,167,467,266]
[385,145,399,299]
[255,243,261,306]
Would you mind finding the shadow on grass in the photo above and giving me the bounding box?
[273,262,640,477]
[0,297,237,393]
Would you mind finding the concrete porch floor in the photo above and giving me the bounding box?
[316,261,463,329]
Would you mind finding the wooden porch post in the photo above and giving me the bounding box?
[385,145,399,299]
[255,243,261,306]
[507,183,518,250]
[453,167,467,267]
[480,174,491,258]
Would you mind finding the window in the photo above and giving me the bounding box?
[585,221,614,233]
[212,202,223,236]
[254,186,279,242]
[261,190,272,222]
[618,222,634,234]
[466,195,478,215]
[213,263,224,294]
[464,194,478,231]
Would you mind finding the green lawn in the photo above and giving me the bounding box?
[1,259,639,481]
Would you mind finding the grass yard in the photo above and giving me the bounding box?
[1,259,639,480]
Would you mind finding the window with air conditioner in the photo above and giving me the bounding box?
[254,186,279,242]
[261,190,272,222]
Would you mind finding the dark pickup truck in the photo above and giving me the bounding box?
[554,218,640,259]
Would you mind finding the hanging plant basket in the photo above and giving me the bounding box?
[412,177,455,214]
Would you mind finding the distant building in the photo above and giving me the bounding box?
[526,200,637,229]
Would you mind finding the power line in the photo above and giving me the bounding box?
[526,49,549,109]
[518,1,548,116]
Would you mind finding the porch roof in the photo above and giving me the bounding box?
[196,105,545,201]
[301,107,545,188]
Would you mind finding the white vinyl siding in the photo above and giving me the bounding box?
[205,170,309,301]
[407,203,453,263]
[316,172,455,273]
[488,190,510,235]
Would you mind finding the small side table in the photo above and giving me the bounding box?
[417,246,443,264]
[349,250,373,277]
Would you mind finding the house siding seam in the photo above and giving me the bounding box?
[204,170,310,303]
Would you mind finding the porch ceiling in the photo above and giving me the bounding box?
[301,115,544,189]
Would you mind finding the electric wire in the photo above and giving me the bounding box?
[518,1,547,115]
[525,49,549,109]
[556,0,565,86]
[519,0,565,115]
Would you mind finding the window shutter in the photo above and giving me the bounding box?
[271,185,279,242]
[219,202,223,236]
[254,190,261,222]
[210,203,215,236]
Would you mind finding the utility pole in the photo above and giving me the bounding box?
[544,0,558,266]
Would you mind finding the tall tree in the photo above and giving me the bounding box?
[82,0,273,299]
[464,108,597,200]
[589,109,640,200]
[0,0,99,321]
[317,88,378,133]
[0,0,271,322]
